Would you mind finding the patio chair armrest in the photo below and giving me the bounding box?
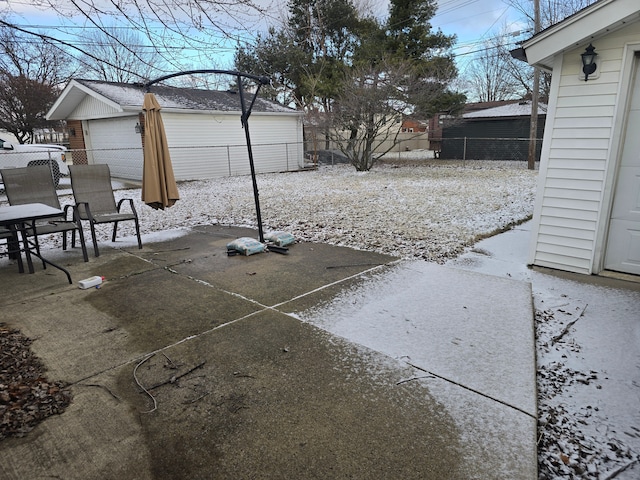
[117,198,139,217]
[75,201,95,221]
[62,204,75,221]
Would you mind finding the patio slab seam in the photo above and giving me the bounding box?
[66,307,269,387]
[123,246,404,311]
[402,360,537,419]
[58,258,402,387]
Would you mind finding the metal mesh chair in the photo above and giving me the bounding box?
[0,165,88,262]
[69,164,142,257]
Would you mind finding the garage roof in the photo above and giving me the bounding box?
[48,79,296,120]
[463,101,547,119]
[521,0,640,70]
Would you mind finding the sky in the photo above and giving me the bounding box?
[1,0,529,74]
[429,0,529,74]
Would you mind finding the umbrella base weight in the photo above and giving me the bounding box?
[226,237,266,256]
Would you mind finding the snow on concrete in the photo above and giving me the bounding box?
[293,260,536,415]
[449,224,640,480]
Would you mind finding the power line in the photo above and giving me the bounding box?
[1,1,531,71]
[435,0,482,17]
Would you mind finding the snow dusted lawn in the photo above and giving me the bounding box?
[54,160,538,262]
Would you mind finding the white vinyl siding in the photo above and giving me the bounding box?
[51,80,305,183]
[73,94,124,119]
[529,20,640,274]
[85,116,144,180]
[161,112,302,182]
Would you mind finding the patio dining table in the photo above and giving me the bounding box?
[0,203,73,284]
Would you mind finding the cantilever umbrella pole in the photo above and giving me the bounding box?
[144,69,270,243]
[237,76,265,242]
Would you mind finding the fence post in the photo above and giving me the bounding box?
[285,143,289,171]
[47,151,54,179]
[463,137,467,166]
[227,146,231,175]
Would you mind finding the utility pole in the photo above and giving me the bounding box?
[527,0,541,170]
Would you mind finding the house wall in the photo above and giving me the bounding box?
[401,119,427,132]
[529,20,640,274]
[375,132,430,153]
[84,116,144,179]
[72,94,125,119]
[161,111,303,181]
[65,106,303,181]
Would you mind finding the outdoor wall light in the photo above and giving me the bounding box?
[581,43,598,81]
[69,127,76,137]
[135,122,144,134]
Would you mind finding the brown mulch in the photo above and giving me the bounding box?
[0,323,72,440]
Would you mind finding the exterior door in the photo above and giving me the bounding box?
[605,55,640,275]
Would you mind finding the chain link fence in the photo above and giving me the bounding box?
[66,141,307,182]
[303,137,542,167]
[2,137,539,197]
[438,137,543,162]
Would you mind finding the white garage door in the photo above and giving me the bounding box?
[86,117,143,180]
[605,55,640,275]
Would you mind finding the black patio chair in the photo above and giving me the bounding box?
[69,164,142,257]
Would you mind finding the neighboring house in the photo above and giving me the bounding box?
[46,79,304,181]
[438,101,546,161]
[517,0,640,276]
[400,118,427,133]
[428,100,523,156]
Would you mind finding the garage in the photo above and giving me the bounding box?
[604,54,640,275]
[47,79,304,182]
[518,0,640,276]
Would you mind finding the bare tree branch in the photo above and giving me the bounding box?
[3,0,273,76]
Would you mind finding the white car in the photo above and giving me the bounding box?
[0,137,69,186]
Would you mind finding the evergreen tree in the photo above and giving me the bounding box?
[236,0,465,170]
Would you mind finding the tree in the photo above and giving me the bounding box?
[465,35,524,102]
[235,27,313,108]
[77,26,167,83]
[506,0,598,30]
[328,59,408,171]
[331,0,463,170]
[385,0,452,61]
[0,75,59,144]
[0,26,75,143]
[236,0,363,112]
[237,0,464,170]
[329,57,464,171]
[0,25,74,87]
[236,0,368,159]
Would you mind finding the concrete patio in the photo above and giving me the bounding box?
[0,224,537,479]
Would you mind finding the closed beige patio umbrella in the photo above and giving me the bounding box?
[142,92,179,210]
